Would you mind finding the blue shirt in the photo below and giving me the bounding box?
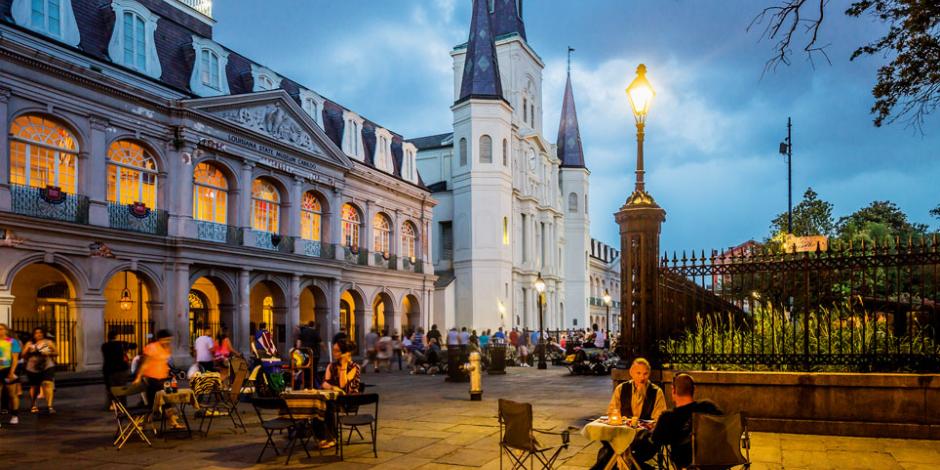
[479,335,490,348]
[493,331,506,339]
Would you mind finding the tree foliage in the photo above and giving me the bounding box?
[931,204,940,222]
[769,187,835,236]
[751,0,940,129]
[835,200,929,242]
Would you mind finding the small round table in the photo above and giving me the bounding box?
[581,419,641,470]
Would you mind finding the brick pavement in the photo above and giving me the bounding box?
[0,366,937,469]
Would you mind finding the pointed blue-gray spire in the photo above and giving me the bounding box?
[457,0,504,104]
[557,69,585,168]
[491,0,526,41]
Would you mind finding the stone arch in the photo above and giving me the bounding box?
[249,276,288,353]
[400,292,420,334]
[370,288,395,334]
[2,253,88,295]
[338,284,366,353]
[105,134,169,176]
[299,281,328,331]
[188,268,237,341]
[97,262,164,301]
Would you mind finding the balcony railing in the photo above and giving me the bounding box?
[195,220,241,244]
[344,246,368,265]
[175,0,212,17]
[402,257,424,273]
[107,202,168,236]
[373,252,396,270]
[254,230,294,253]
[589,297,621,308]
[10,184,88,224]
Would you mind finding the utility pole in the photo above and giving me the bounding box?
[779,117,793,233]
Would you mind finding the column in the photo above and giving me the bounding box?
[0,89,10,211]
[169,143,195,238]
[423,218,432,271]
[288,177,303,239]
[287,274,300,348]
[330,190,344,261]
[363,200,373,263]
[328,278,341,342]
[391,297,403,336]
[0,292,14,326]
[172,263,191,362]
[87,117,110,227]
[392,210,402,269]
[239,162,254,247]
[236,269,251,354]
[73,296,106,372]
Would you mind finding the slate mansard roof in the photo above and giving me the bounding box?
[0,0,424,188]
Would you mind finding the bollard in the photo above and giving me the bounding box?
[467,351,483,401]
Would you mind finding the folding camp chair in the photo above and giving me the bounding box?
[660,412,751,470]
[498,399,569,470]
[335,393,379,459]
[252,397,312,465]
[111,382,152,449]
[199,356,249,435]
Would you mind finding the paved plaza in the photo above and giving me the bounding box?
[1,367,938,469]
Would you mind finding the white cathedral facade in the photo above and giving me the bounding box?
[412,0,595,332]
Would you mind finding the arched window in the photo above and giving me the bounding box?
[341,203,361,249]
[9,114,79,193]
[373,213,391,255]
[107,140,158,208]
[122,11,147,71]
[301,191,322,241]
[479,135,492,163]
[200,49,221,90]
[401,221,417,261]
[459,138,467,167]
[251,179,280,233]
[502,138,508,166]
[193,162,228,224]
[568,192,578,213]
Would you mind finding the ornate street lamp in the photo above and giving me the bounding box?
[119,271,133,311]
[625,64,656,202]
[603,289,612,349]
[534,272,547,370]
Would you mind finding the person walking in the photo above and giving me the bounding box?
[23,327,57,414]
[101,331,134,409]
[0,324,21,426]
[134,330,183,429]
[193,325,216,372]
[363,328,379,372]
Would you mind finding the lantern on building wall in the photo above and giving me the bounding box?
[119,271,134,311]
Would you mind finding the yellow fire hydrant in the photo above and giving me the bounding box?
[468,351,483,401]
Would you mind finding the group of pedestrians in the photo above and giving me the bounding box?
[1,323,59,427]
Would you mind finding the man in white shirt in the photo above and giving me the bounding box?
[458,327,470,345]
[193,327,216,372]
[594,329,607,349]
[446,327,459,347]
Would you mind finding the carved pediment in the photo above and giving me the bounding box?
[211,102,321,154]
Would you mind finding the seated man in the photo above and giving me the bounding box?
[591,358,666,470]
[638,373,722,468]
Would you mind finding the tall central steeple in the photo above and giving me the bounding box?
[557,63,586,168]
[457,0,504,103]
[490,0,526,41]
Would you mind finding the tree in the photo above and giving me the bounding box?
[751,1,940,128]
[835,200,929,241]
[931,204,940,222]
[769,187,835,236]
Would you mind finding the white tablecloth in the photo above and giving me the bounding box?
[581,419,639,454]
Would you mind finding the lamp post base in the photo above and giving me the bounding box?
[537,362,547,370]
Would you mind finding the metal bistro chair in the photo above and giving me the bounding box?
[497,399,569,470]
[199,357,249,435]
[335,393,379,459]
[110,382,152,450]
[251,396,312,465]
[661,412,751,470]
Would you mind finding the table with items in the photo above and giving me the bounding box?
[152,388,199,438]
[581,417,645,470]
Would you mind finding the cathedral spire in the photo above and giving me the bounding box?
[457,0,504,104]
[557,57,585,169]
[490,0,526,41]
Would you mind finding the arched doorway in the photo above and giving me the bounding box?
[372,291,394,335]
[340,289,364,354]
[103,270,153,350]
[250,280,287,353]
[9,263,77,369]
[401,294,420,335]
[189,275,234,346]
[300,284,328,332]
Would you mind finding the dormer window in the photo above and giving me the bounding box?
[342,110,364,160]
[107,0,161,78]
[250,64,282,92]
[374,128,393,174]
[11,0,80,46]
[189,36,229,97]
[402,142,418,183]
[298,89,325,128]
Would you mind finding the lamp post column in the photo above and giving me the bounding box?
[537,293,546,369]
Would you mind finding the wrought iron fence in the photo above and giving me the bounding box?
[9,318,77,371]
[10,183,88,224]
[195,220,241,244]
[107,202,168,235]
[344,246,369,265]
[253,230,294,253]
[403,257,424,273]
[655,236,940,372]
[372,252,396,269]
[104,319,155,352]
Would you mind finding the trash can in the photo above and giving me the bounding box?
[445,347,469,382]
[488,342,507,375]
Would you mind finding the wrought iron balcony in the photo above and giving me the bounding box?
[10,183,88,224]
[174,0,212,18]
[372,252,397,270]
[195,220,241,244]
[589,296,621,308]
[254,230,294,253]
[402,257,424,273]
[107,202,168,235]
[302,240,336,260]
[344,246,368,265]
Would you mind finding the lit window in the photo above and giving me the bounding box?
[373,213,391,255]
[479,135,492,163]
[341,203,361,248]
[107,140,158,208]
[301,192,322,241]
[107,0,160,78]
[401,221,417,261]
[192,162,227,224]
[251,179,280,233]
[9,114,78,193]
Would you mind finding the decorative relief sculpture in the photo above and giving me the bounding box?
[215,103,320,153]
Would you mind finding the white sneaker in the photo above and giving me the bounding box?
[9,416,18,425]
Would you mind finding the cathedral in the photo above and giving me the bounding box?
[413,0,613,332]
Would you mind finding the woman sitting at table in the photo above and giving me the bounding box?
[321,340,361,395]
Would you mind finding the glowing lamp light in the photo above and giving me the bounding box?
[603,289,612,306]
[626,64,655,124]
[119,288,133,311]
[534,273,546,294]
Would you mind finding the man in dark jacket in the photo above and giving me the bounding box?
[101,331,135,407]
